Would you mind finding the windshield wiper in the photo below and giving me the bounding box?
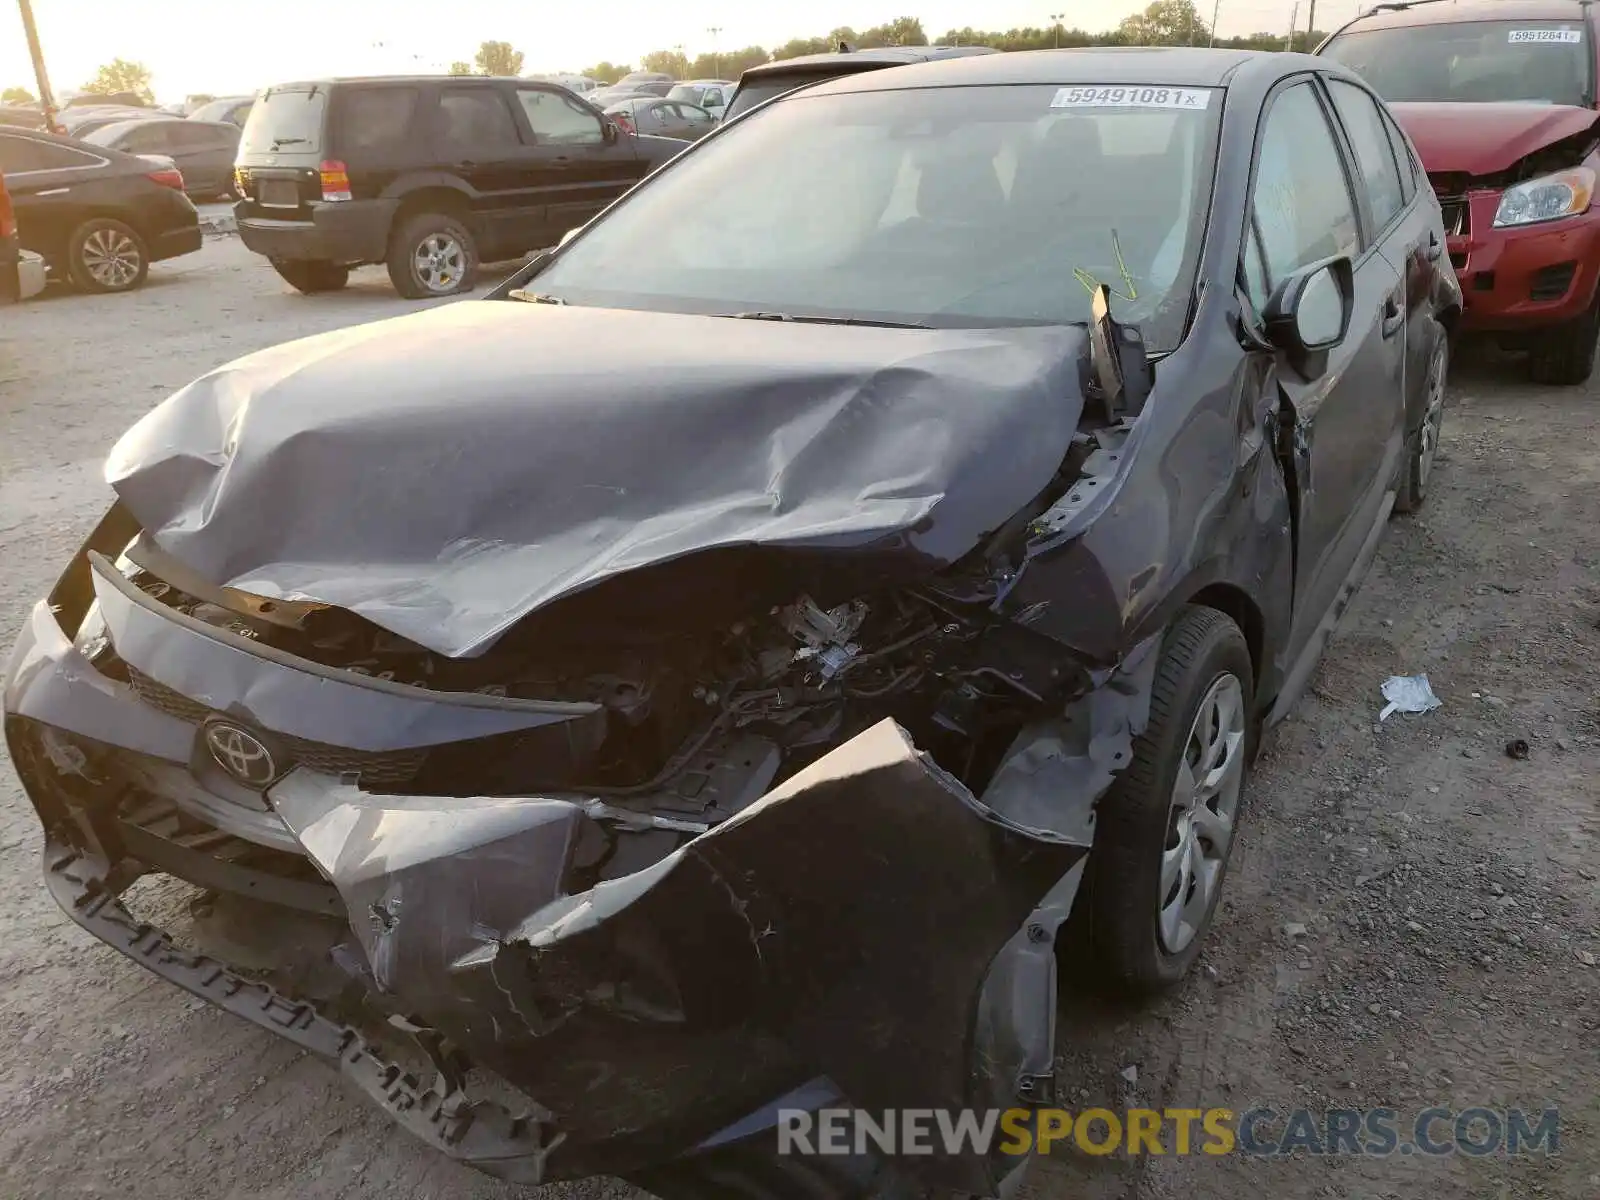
[720,311,930,329]
[508,290,567,305]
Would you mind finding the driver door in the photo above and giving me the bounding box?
[1246,79,1407,681]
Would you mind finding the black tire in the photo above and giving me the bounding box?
[66,217,149,293]
[269,258,350,294]
[386,211,476,299]
[1084,606,1254,996]
[1394,323,1448,515]
[1527,292,1600,385]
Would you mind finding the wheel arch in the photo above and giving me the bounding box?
[1184,582,1266,703]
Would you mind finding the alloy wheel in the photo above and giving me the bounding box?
[81,228,142,289]
[1417,342,1448,492]
[1158,672,1246,954]
[413,233,465,293]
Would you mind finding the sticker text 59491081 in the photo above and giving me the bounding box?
[1050,86,1213,111]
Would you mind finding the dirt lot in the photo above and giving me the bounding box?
[0,238,1595,1200]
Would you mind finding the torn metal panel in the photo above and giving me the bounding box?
[270,719,1087,1187]
[106,303,1089,658]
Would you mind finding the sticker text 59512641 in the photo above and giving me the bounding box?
[1050,86,1213,111]
[1508,28,1581,43]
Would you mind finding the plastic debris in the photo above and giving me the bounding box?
[1378,675,1442,722]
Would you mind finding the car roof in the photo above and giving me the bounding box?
[1329,0,1589,32]
[790,46,1269,96]
[677,79,735,86]
[740,44,999,79]
[0,124,137,160]
[259,75,532,90]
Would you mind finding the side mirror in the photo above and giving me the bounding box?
[1264,256,1354,363]
[602,118,619,142]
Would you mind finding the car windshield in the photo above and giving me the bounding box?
[667,85,707,105]
[1322,20,1593,106]
[532,83,1221,350]
[239,87,326,155]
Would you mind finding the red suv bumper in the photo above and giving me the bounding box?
[1449,190,1600,332]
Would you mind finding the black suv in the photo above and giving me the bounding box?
[234,76,686,297]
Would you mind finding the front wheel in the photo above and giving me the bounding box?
[66,218,149,293]
[1084,606,1254,995]
[386,212,476,299]
[1527,293,1600,385]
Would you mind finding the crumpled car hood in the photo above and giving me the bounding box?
[106,302,1088,658]
[1389,101,1599,177]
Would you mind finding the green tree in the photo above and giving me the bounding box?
[580,61,632,84]
[641,49,690,78]
[81,58,154,103]
[448,60,474,75]
[858,16,928,48]
[1117,0,1210,46]
[2,86,36,105]
[474,40,524,76]
[688,45,768,79]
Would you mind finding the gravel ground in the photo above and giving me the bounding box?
[0,237,1596,1199]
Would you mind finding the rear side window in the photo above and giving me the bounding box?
[119,124,173,152]
[336,86,420,154]
[171,123,229,148]
[1247,82,1361,307]
[240,88,326,156]
[516,88,604,145]
[437,88,519,148]
[0,133,100,172]
[1380,108,1418,204]
[725,68,869,120]
[1326,79,1405,232]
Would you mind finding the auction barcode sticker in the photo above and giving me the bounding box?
[1050,86,1212,110]
[1508,28,1581,42]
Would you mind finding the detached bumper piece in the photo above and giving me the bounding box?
[41,837,555,1183]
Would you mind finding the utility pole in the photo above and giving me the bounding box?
[1051,12,1065,49]
[16,0,60,133]
[1209,0,1222,46]
[707,26,723,79]
[1305,0,1317,50]
[1285,1,1299,51]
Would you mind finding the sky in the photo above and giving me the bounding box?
[2,0,1369,102]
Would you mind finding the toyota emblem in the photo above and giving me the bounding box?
[203,722,279,788]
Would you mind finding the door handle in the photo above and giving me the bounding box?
[1424,231,1443,262]
[1381,294,1406,338]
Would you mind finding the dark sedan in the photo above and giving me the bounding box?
[603,96,717,140]
[0,126,201,291]
[84,117,241,198]
[5,47,1456,1199]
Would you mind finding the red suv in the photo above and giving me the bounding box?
[1321,0,1600,382]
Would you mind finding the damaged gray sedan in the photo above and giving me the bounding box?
[3,48,1459,1198]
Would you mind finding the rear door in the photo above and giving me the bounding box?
[167,122,238,195]
[432,84,536,255]
[1244,79,1407,669]
[510,85,642,237]
[1325,78,1448,437]
[0,130,112,259]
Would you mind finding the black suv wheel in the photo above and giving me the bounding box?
[270,258,350,294]
[387,212,476,299]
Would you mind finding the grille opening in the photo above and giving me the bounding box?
[1530,261,1578,303]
